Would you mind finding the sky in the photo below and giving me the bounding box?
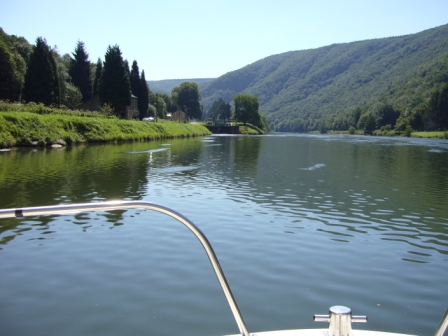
[1,0,447,81]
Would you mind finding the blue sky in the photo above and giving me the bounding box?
[1,0,447,80]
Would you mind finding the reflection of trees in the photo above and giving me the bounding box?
[166,138,202,167]
[232,136,261,177]
[0,143,153,208]
[0,215,55,247]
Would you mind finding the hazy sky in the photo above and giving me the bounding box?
[1,0,447,80]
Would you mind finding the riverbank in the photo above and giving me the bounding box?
[0,112,211,148]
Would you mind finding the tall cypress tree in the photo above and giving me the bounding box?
[23,37,59,106]
[139,70,149,119]
[69,41,92,102]
[92,58,102,96]
[98,44,130,117]
[130,60,140,97]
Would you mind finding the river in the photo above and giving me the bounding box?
[0,133,447,336]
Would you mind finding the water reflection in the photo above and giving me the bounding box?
[0,134,447,335]
[0,135,447,258]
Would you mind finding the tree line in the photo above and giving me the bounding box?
[205,93,268,132]
[0,28,203,120]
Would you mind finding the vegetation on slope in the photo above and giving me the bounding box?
[200,24,448,133]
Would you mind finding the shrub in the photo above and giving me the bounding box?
[348,126,356,134]
[403,125,413,137]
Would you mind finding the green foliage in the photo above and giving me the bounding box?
[234,93,261,127]
[148,78,214,95]
[150,93,167,119]
[206,98,231,121]
[23,37,60,106]
[92,58,102,96]
[139,70,149,119]
[348,126,356,134]
[427,83,448,130]
[175,82,202,120]
[99,103,114,116]
[69,41,92,102]
[357,113,376,135]
[403,125,413,137]
[63,82,83,110]
[98,45,131,117]
[0,28,30,101]
[374,103,400,128]
[0,106,211,148]
[200,24,448,133]
[130,60,140,97]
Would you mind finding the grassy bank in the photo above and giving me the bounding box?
[0,111,211,148]
[411,131,448,139]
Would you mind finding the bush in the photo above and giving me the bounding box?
[403,125,413,137]
[348,126,356,134]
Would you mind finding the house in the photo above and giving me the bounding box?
[172,109,187,122]
[125,94,139,119]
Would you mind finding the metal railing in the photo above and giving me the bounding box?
[0,200,250,336]
[1,201,447,336]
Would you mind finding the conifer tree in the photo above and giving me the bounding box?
[92,58,102,96]
[23,37,60,106]
[69,41,92,102]
[130,60,140,97]
[139,70,149,119]
[98,44,131,117]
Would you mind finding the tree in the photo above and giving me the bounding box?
[0,29,30,101]
[207,98,231,121]
[92,58,102,96]
[357,113,376,135]
[23,37,60,106]
[428,83,448,130]
[375,103,400,128]
[130,60,140,97]
[64,82,83,109]
[139,70,149,119]
[55,52,74,108]
[0,40,17,100]
[69,41,92,102]
[98,45,131,117]
[175,82,202,120]
[233,93,261,126]
[138,70,149,118]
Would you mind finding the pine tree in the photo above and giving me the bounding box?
[92,58,102,96]
[130,60,140,97]
[139,70,149,119]
[98,45,131,117]
[69,41,92,102]
[23,37,59,106]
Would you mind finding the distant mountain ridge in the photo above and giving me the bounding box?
[200,24,448,131]
[148,78,215,95]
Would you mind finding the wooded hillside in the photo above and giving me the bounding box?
[148,78,214,95]
[200,24,448,132]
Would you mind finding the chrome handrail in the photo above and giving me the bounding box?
[434,308,448,336]
[0,200,250,336]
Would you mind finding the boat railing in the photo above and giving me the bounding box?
[0,200,250,336]
[1,200,447,336]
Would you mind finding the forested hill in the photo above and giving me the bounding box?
[148,78,214,95]
[200,24,448,132]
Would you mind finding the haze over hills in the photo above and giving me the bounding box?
[148,78,214,95]
[198,24,448,131]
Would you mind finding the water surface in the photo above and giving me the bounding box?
[0,134,447,336]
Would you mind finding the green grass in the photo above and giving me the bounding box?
[237,123,266,135]
[0,111,211,148]
[411,131,448,139]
